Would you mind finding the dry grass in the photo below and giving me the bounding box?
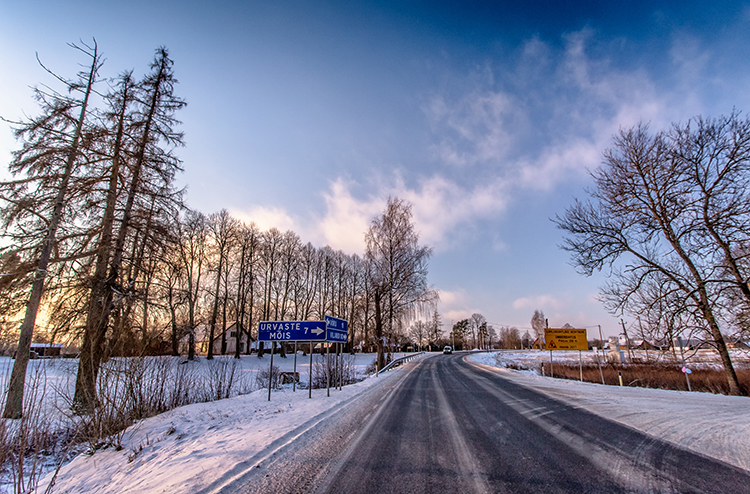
[542,361,750,395]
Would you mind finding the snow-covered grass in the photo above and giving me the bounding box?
[31,365,397,494]
[0,352,403,494]
[477,348,750,373]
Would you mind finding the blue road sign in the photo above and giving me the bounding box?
[325,315,348,342]
[258,321,326,341]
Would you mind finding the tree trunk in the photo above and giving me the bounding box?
[74,49,170,411]
[375,291,385,370]
[3,44,99,419]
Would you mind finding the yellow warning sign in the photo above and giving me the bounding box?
[544,328,588,351]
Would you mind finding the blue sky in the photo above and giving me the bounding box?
[2,1,750,337]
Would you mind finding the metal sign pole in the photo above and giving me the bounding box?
[546,319,553,378]
[268,341,275,401]
[678,336,692,391]
[309,341,313,399]
[293,341,298,392]
[550,349,553,378]
[326,342,330,397]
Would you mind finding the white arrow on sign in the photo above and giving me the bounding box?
[311,327,324,336]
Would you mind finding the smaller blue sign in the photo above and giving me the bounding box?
[327,329,347,342]
[325,315,348,333]
[325,315,348,343]
[258,321,327,341]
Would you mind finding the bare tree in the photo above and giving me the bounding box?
[408,320,428,351]
[205,209,237,359]
[556,121,745,395]
[2,41,102,419]
[234,221,260,357]
[470,313,486,349]
[365,198,435,369]
[428,309,442,350]
[530,310,545,344]
[74,47,186,410]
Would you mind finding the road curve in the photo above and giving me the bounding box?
[230,353,750,494]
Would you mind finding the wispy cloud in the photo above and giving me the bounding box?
[234,30,722,258]
[426,29,689,192]
[230,206,297,233]
[316,175,509,254]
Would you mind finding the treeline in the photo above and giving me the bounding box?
[0,42,435,417]
[447,313,532,350]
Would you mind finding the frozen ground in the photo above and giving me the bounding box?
[24,350,750,493]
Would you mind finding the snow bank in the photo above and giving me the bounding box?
[29,352,402,494]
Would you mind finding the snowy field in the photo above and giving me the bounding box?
[0,351,396,424]
[479,347,750,371]
[24,352,412,494]
[0,352,403,494]
[14,350,750,493]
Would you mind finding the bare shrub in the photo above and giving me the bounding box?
[255,365,281,390]
[0,362,75,494]
[310,353,361,389]
[201,358,240,402]
[364,359,378,375]
[543,361,750,394]
[2,355,258,492]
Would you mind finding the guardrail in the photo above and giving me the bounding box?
[374,351,426,376]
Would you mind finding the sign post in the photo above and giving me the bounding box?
[309,341,313,399]
[544,327,588,381]
[258,316,349,401]
[293,341,298,392]
[268,342,274,402]
[594,347,605,384]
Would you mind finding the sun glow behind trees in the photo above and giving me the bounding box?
[0,44,440,415]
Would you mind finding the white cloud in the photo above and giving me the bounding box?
[426,29,698,194]
[318,178,384,253]
[230,206,297,233]
[234,30,721,259]
[435,289,485,324]
[317,174,509,254]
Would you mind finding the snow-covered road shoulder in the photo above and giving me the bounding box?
[469,352,750,472]
[34,365,403,494]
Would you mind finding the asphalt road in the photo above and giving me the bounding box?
[224,353,750,494]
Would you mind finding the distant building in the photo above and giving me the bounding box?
[29,342,64,358]
[180,322,254,355]
[198,322,253,355]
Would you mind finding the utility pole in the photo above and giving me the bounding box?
[620,319,634,362]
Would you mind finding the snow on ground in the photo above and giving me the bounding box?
[23,350,750,493]
[474,348,750,371]
[23,352,405,494]
[470,351,750,472]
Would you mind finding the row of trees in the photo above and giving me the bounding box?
[448,314,532,350]
[557,114,750,395]
[0,44,436,418]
